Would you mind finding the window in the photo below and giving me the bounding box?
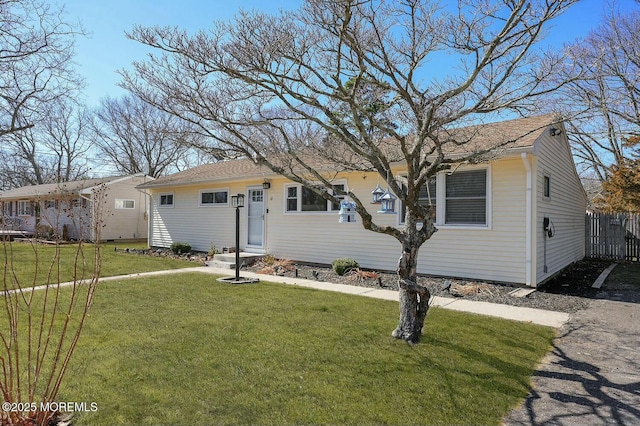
[18,200,33,216]
[115,199,135,209]
[159,192,174,207]
[286,186,298,212]
[285,182,347,213]
[3,202,13,217]
[444,169,487,225]
[45,200,58,209]
[543,175,551,198]
[301,187,327,211]
[200,189,228,206]
[400,178,437,224]
[331,183,345,211]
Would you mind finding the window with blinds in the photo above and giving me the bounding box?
[445,169,487,225]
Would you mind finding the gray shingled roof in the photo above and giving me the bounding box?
[137,114,559,190]
[0,176,126,200]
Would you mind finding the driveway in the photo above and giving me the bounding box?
[503,293,640,425]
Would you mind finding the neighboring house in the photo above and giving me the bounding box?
[0,174,154,241]
[136,115,587,287]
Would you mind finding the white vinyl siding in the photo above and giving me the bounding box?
[534,129,587,285]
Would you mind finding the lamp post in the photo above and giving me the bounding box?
[231,193,245,281]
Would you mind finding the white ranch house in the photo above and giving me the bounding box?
[0,174,153,241]
[137,115,587,287]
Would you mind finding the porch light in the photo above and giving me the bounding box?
[262,180,271,189]
[371,184,385,204]
[231,193,245,208]
[377,188,397,214]
[338,200,357,223]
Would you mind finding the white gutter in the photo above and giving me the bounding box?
[521,153,533,287]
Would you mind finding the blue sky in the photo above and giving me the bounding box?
[61,0,638,108]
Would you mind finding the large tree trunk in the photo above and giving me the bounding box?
[392,244,431,345]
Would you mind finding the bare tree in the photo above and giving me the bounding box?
[0,98,92,189]
[122,0,577,344]
[0,0,84,138]
[558,4,640,180]
[90,95,216,178]
[1,186,107,426]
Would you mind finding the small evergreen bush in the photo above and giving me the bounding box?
[170,242,192,254]
[332,258,360,276]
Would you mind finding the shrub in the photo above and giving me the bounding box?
[170,242,192,254]
[332,258,360,276]
[35,224,56,240]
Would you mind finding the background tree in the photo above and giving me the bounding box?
[602,135,640,212]
[90,95,217,178]
[558,4,640,181]
[0,98,92,189]
[0,0,83,138]
[122,0,577,344]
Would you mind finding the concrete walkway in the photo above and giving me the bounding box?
[199,266,570,328]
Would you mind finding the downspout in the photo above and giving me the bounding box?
[521,153,533,287]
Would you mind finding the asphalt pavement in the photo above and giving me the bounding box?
[503,297,640,425]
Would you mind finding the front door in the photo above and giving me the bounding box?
[247,188,265,248]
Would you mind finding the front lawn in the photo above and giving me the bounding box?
[55,273,555,425]
[0,241,195,290]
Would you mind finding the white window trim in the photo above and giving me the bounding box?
[115,199,136,209]
[284,180,348,214]
[158,192,174,208]
[542,172,551,201]
[198,188,229,207]
[437,165,492,230]
[17,200,33,216]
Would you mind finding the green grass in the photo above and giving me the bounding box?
[1,241,194,289]
[50,273,556,425]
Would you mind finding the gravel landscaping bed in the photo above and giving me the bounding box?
[247,257,619,314]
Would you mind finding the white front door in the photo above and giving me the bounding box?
[247,188,265,248]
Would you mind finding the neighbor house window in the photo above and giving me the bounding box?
[115,199,135,209]
[159,192,174,207]
[400,177,437,224]
[18,200,33,216]
[45,200,58,209]
[285,182,347,213]
[4,202,13,217]
[444,169,487,225]
[199,189,228,206]
[543,175,551,198]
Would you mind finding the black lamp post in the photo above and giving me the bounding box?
[231,193,245,281]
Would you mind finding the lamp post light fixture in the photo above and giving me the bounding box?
[231,194,245,281]
[218,193,259,284]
